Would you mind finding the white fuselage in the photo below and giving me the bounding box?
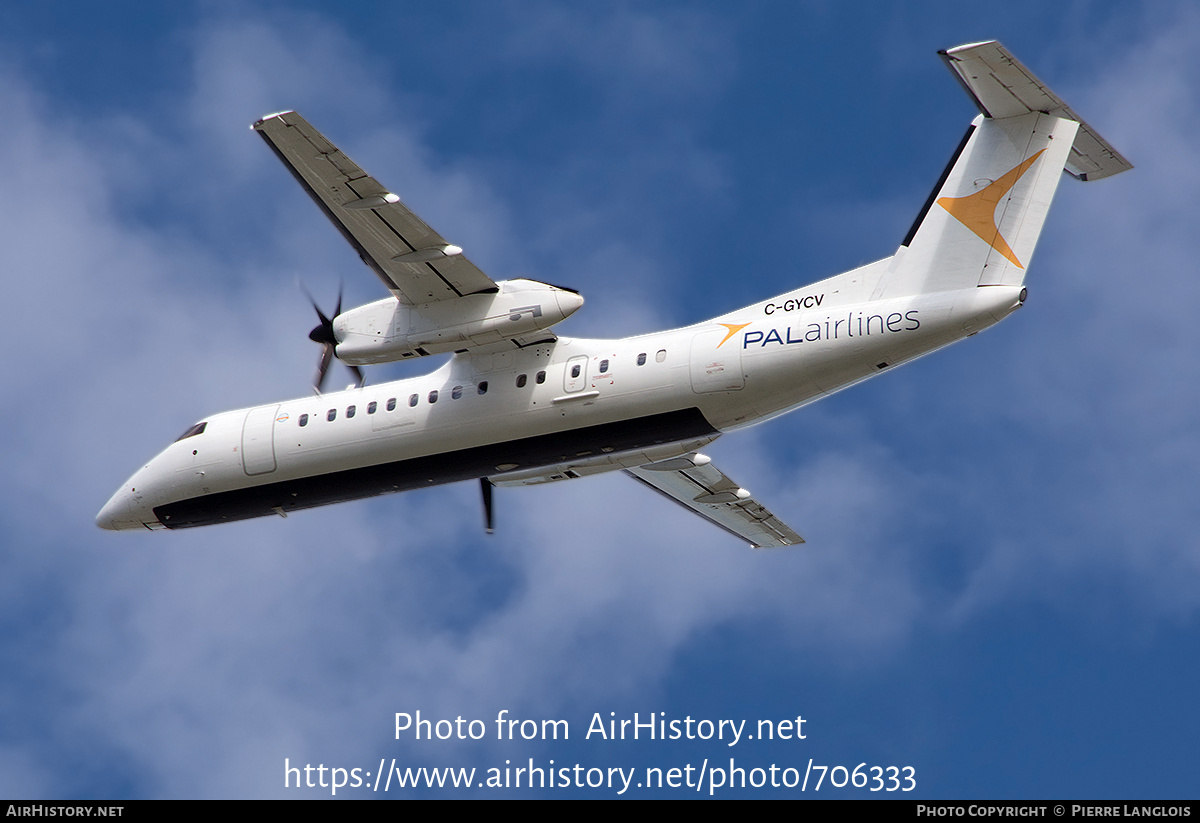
[96,269,1024,531]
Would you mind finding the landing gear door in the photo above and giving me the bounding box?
[690,328,745,393]
[241,404,280,476]
[563,355,589,392]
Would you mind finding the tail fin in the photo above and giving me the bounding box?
[874,41,1131,300]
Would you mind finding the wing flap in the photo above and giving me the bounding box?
[626,456,803,549]
[253,111,499,302]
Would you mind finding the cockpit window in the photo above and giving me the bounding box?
[174,422,207,442]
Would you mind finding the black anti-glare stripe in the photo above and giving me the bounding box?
[900,123,976,248]
[154,408,718,529]
[255,130,400,292]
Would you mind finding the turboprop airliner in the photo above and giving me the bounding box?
[97,41,1130,546]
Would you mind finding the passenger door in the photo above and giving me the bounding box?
[241,405,280,475]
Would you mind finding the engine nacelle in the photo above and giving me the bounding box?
[333,279,583,364]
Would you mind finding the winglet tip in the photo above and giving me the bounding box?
[251,110,295,130]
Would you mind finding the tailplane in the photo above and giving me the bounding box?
[874,41,1131,300]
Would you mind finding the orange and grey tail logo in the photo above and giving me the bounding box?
[936,149,1046,270]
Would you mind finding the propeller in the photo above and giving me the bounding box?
[481,478,495,534]
[302,283,364,394]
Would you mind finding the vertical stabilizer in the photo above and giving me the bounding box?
[873,41,1129,300]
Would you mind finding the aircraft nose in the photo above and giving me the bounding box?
[556,290,585,318]
[95,492,127,530]
[95,488,140,531]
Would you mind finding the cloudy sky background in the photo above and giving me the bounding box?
[1,1,1197,798]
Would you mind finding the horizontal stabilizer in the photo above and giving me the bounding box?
[941,41,1132,180]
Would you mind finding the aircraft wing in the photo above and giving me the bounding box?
[252,111,499,304]
[626,455,804,549]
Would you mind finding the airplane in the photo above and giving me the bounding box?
[96,41,1130,547]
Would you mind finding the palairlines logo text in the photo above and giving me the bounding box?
[743,310,921,348]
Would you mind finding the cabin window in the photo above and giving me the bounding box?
[409,394,418,407]
[298,414,308,428]
[367,402,377,414]
[429,390,439,403]
[571,364,581,378]
[599,359,609,374]
[175,422,207,441]
[637,352,647,366]
[535,371,546,384]
[656,349,667,363]
[327,408,336,422]
[387,398,396,411]
[478,381,488,395]
[346,405,356,419]
[516,374,527,388]
[452,385,463,400]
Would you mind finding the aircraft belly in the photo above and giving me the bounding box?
[153,407,717,528]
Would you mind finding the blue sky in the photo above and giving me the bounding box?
[1,1,1197,799]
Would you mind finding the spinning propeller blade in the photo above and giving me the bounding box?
[302,283,364,394]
